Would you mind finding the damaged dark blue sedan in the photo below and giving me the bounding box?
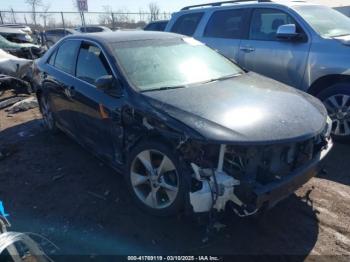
[33,31,332,217]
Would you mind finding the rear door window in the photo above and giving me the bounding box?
[54,40,80,74]
[76,43,111,85]
[204,9,249,39]
[170,12,204,36]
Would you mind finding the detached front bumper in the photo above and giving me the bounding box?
[253,139,333,209]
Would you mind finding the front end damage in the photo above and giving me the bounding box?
[180,124,333,217]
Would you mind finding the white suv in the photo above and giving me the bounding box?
[165,0,350,141]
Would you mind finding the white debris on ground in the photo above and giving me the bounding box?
[5,96,38,114]
[0,95,29,110]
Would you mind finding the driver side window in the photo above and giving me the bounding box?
[250,9,299,41]
[76,42,112,85]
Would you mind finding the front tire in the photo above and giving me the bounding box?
[317,82,350,142]
[125,140,187,216]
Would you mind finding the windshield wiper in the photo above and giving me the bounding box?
[196,73,241,85]
[142,85,187,92]
[142,73,241,92]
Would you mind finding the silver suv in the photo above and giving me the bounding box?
[165,0,350,141]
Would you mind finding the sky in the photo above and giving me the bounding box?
[1,0,347,13]
[2,0,221,12]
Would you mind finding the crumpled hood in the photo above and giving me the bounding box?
[142,72,328,144]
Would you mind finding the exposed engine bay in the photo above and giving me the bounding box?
[184,125,333,217]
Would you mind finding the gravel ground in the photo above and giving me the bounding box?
[0,99,349,259]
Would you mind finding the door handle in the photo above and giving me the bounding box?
[240,46,255,53]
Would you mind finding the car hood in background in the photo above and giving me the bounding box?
[142,72,328,144]
[0,35,38,50]
[333,34,350,46]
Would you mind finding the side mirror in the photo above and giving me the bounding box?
[95,75,123,97]
[276,24,300,41]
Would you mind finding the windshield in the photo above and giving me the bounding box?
[294,5,350,38]
[111,38,243,91]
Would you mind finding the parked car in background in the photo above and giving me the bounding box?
[0,26,33,43]
[43,28,77,48]
[75,26,112,33]
[0,35,45,59]
[166,0,350,141]
[33,31,332,217]
[0,24,32,34]
[144,20,169,31]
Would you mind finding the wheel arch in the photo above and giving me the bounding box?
[308,74,350,96]
[36,89,43,112]
[126,131,180,157]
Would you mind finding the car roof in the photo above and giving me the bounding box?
[0,24,29,28]
[66,31,183,43]
[77,25,110,29]
[46,28,76,32]
[0,27,27,34]
[178,0,319,12]
[149,20,169,24]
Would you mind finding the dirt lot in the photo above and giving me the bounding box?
[1,96,350,259]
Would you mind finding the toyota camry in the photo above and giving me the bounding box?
[33,31,332,217]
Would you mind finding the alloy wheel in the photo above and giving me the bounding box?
[40,96,54,130]
[323,94,350,136]
[130,149,179,209]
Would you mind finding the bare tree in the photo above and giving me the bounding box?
[98,5,113,26]
[39,2,51,29]
[114,8,130,23]
[25,0,43,26]
[10,8,17,23]
[148,2,160,22]
[138,8,144,23]
[47,17,57,28]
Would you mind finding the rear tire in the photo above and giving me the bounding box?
[39,93,59,133]
[317,82,350,142]
[125,140,188,216]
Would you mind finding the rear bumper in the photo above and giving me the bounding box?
[253,139,333,209]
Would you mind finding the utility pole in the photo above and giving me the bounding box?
[61,12,65,30]
[11,8,17,23]
[111,12,115,30]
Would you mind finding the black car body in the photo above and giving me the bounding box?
[43,28,77,47]
[144,20,169,31]
[33,31,332,217]
[76,26,112,33]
